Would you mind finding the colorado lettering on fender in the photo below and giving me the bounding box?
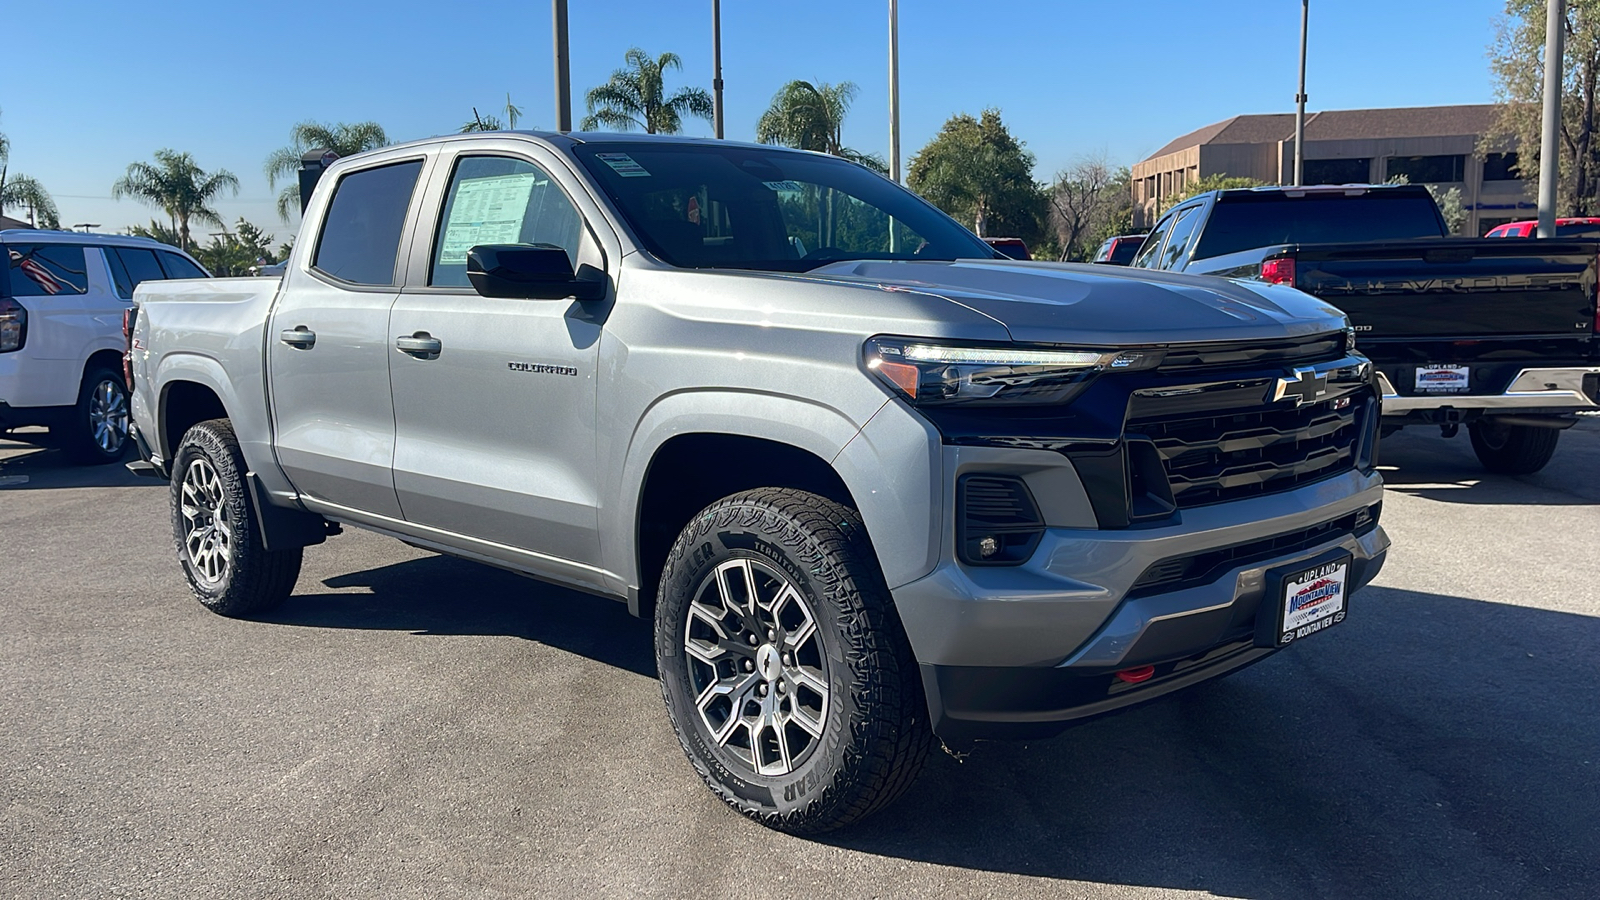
[508,361,579,376]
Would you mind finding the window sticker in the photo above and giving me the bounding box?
[763,180,804,193]
[438,172,539,265]
[595,152,650,177]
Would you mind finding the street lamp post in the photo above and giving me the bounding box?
[1293,0,1308,186]
[553,0,572,132]
[888,0,901,185]
[1538,0,1566,238]
[712,0,725,139]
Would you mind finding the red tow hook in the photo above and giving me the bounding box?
[1115,665,1156,684]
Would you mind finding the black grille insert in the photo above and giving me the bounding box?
[1156,334,1345,373]
[1131,397,1366,508]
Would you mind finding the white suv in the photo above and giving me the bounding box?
[1,230,208,463]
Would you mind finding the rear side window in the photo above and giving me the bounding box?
[107,247,168,299]
[1109,238,1143,265]
[314,160,424,286]
[1191,194,1446,261]
[159,252,208,279]
[1157,207,1202,269]
[5,244,89,296]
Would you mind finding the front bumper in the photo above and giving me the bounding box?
[1379,366,1600,415]
[892,468,1388,742]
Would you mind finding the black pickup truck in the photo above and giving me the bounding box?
[1131,184,1600,473]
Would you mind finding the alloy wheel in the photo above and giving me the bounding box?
[683,558,830,776]
[89,378,129,454]
[180,458,232,585]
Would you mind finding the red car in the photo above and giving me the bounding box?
[982,236,1031,260]
[1092,233,1148,265]
[1484,217,1600,238]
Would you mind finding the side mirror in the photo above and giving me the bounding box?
[465,244,605,301]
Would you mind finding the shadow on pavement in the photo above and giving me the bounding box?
[0,436,147,491]
[264,550,1596,898]
[264,553,655,678]
[825,585,1598,899]
[1376,418,1599,506]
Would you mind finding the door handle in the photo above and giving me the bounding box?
[280,326,316,348]
[396,333,442,358]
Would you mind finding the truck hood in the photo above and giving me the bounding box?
[802,259,1350,346]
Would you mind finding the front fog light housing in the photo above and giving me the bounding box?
[865,338,1160,406]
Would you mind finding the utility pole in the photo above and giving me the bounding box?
[712,0,725,139]
[1293,0,1308,186]
[1539,0,1566,237]
[888,0,901,184]
[553,0,572,132]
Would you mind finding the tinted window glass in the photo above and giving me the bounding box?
[1303,158,1371,185]
[106,248,135,299]
[115,247,167,292]
[1556,222,1600,237]
[1131,215,1175,268]
[1109,237,1144,265]
[1386,154,1465,184]
[314,160,424,285]
[1483,152,1521,181]
[431,156,585,287]
[1192,194,1446,260]
[1158,207,1201,269]
[1093,239,1113,262]
[5,244,88,296]
[159,252,208,279]
[574,143,991,271]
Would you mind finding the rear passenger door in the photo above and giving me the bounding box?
[268,154,430,519]
[387,147,611,579]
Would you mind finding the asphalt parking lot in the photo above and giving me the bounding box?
[2,421,1596,900]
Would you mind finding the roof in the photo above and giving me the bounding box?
[0,214,32,230]
[1145,104,1504,161]
[0,229,186,252]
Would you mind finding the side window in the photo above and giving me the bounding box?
[430,155,585,287]
[106,248,135,299]
[5,244,89,296]
[1157,207,1202,270]
[1130,215,1175,269]
[113,248,167,294]
[313,159,425,286]
[159,252,208,279]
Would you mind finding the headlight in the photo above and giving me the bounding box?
[864,337,1162,406]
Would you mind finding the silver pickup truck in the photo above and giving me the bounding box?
[127,132,1388,832]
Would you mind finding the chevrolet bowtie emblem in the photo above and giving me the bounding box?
[1273,367,1329,407]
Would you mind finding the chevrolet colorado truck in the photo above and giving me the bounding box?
[1132,184,1600,473]
[127,133,1387,832]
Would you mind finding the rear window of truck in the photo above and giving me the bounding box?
[1192,194,1446,261]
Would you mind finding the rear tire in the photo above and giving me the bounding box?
[62,367,130,465]
[655,488,931,834]
[1468,419,1560,475]
[170,418,301,616]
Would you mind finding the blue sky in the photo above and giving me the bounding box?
[3,0,1506,238]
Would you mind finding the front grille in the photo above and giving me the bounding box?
[1156,334,1345,373]
[1129,503,1380,597]
[1131,397,1365,508]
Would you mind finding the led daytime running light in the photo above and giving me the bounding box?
[900,344,1104,367]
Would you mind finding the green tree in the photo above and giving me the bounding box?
[263,121,389,221]
[111,150,239,251]
[460,94,526,133]
[907,109,1043,239]
[0,108,60,229]
[755,80,885,172]
[580,48,713,134]
[1487,1,1600,214]
[125,219,183,247]
[1160,174,1266,213]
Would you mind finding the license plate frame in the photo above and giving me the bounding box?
[1414,364,1470,393]
[1256,551,1352,648]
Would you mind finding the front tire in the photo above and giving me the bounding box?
[1468,419,1560,475]
[63,367,130,464]
[655,488,931,834]
[170,419,302,617]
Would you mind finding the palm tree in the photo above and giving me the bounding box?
[0,108,60,229]
[263,121,388,221]
[110,150,239,251]
[581,48,713,134]
[756,81,885,172]
[460,94,526,134]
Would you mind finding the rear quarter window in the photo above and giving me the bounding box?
[1192,194,1446,260]
[5,244,89,296]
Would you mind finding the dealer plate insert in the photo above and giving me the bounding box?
[1275,557,1349,646]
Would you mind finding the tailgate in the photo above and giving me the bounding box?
[1293,239,1598,339]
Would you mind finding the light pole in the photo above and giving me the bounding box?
[1293,0,1308,186]
[1538,0,1566,237]
[889,0,901,185]
[712,0,725,139]
[553,0,572,132]
[71,223,100,233]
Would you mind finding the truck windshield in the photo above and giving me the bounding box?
[1192,193,1447,261]
[573,143,996,271]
